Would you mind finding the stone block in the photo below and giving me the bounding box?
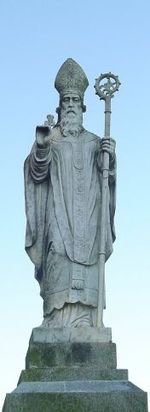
[26,341,117,369]
[3,380,148,412]
[30,326,112,343]
[18,366,128,384]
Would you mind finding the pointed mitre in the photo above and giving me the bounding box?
[54,58,89,98]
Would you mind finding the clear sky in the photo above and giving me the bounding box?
[0,0,150,409]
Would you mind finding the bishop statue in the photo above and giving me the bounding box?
[24,58,116,328]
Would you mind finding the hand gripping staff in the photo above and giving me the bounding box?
[94,72,121,327]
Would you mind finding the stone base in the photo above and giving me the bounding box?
[30,325,112,343]
[3,380,148,412]
[18,366,128,384]
[26,340,117,369]
[2,328,148,411]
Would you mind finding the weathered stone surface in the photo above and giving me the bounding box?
[18,366,128,384]
[2,60,148,412]
[31,326,112,343]
[26,341,117,369]
[3,336,148,411]
[3,380,148,412]
[24,58,117,328]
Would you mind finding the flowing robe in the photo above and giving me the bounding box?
[24,127,116,316]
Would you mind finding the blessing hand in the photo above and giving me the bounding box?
[36,126,51,148]
[36,114,55,148]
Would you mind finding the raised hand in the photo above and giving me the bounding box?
[36,114,55,148]
[36,126,50,148]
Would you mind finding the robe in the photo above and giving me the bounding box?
[24,126,116,316]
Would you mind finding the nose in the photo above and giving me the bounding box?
[68,98,73,107]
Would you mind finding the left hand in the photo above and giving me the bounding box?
[100,137,116,161]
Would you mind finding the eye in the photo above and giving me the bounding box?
[63,97,69,102]
[73,97,80,102]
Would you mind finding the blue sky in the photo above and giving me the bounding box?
[0,0,150,409]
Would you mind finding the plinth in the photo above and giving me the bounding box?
[3,327,148,412]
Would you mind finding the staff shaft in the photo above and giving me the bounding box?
[104,96,111,137]
[97,96,111,327]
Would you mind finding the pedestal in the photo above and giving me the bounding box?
[3,327,148,412]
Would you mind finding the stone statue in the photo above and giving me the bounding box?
[3,60,148,412]
[24,58,116,328]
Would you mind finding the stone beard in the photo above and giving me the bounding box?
[60,106,83,137]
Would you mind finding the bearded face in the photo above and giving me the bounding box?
[60,93,83,137]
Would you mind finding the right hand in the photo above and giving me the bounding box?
[36,126,51,148]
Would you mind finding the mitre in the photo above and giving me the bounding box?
[54,58,89,98]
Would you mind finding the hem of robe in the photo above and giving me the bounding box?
[42,288,98,316]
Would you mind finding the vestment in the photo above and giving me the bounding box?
[24,126,116,318]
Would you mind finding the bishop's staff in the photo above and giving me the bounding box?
[94,72,121,327]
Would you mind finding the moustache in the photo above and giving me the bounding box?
[66,109,76,114]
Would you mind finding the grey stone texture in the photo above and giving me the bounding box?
[30,325,112,343]
[2,60,148,411]
[3,332,148,411]
[3,381,148,412]
[26,337,117,370]
[24,58,117,327]
[18,366,128,384]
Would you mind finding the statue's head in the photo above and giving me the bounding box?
[54,58,89,136]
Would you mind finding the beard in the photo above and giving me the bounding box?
[60,109,83,137]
